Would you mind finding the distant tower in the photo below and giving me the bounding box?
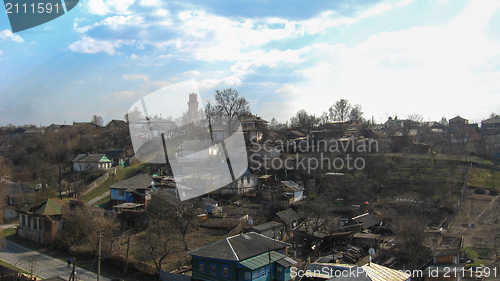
[187,93,199,124]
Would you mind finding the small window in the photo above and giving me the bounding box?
[277,267,282,273]
[260,268,265,277]
[119,190,124,196]
[199,261,205,273]
[222,265,229,277]
[266,265,270,275]
[211,263,216,275]
[245,272,251,281]
[22,215,26,226]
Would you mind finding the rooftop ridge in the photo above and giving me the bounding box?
[226,237,239,261]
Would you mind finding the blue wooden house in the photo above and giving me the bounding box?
[109,174,152,207]
[189,232,296,281]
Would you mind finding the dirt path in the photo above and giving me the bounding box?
[87,191,110,205]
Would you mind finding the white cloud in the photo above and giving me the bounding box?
[279,0,500,123]
[123,74,149,81]
[0,50,3,55]
[140,0,158,6]
[158,54,172,58]
[85,0,108,15]
[0,30,24,43]
[84,0,135,15]
[156,9,170,17]
[103,78,172,101]
[360,3,393,18]
[74,15,145,33]
[129,54,140,59]
[182,70,200,76]
[395,0,414,7]
[68,36,132,55]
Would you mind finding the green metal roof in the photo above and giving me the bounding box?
[239,251,287,270]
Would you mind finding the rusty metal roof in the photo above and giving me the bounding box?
[23,198,70,216]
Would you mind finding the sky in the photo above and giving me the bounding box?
[0,0,500,126]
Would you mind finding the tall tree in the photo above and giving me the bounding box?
[91,115,103,127]
[148,191,199,251]
[290,110,319,131]
[136,217,173,273]
[348,104,364,122]
[206,88,250,131]
[329,99,351,121]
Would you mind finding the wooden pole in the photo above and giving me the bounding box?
[124,234,131,276]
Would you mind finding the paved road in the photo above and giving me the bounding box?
[0,238,111,281]
[87,191,111,205]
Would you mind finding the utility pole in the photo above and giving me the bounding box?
[98,229,103,281]
[124,233,131,276]
[59,165,62,199]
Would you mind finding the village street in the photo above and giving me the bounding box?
[0,238,110,281]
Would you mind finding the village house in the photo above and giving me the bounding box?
[249,221,285,240]
[109,174,153,208]
[422,248,464,281]
[482,115,500,135]
[175,140,218,162]
[188,232,296,281]
[17,198,71,245]
[0,181,34,219]
[202,197,222,214]
[106,149,130,167]
[218,169,260,196]
[280,181,305,203]
[240,114,269,142]
[72,153,112,172]
[273,208,301,233]
[343,213,380,233]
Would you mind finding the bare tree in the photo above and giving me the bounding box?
[136,217,173,273]
[206,88,250,131]
[329,99,351,121]
[407,113,424,123]
[290,109,320,131]
[148,191,199,251]
[91,115,104,127]
[392,207,430,269]
[348,104,364,122]
[56,202,119,255]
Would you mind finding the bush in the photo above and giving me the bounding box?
[474,187,486,195]
[489,188,499,196]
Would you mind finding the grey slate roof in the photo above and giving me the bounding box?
[106,149,127,159]
[250,221,283,232]
[188,232,290,261]
[350,213,379,229]
[275,208,300,226]
[482,116,500,124]
[109,174,153,190]
[432,248,460,257]
[0,182,32,196]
